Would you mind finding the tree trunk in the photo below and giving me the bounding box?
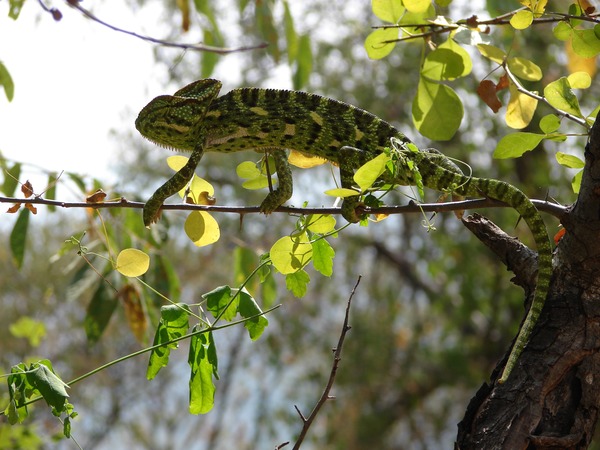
[456,114,600,450]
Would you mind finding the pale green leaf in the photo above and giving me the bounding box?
[167,155,189,171]
[116,248,150,277]
[571,28,600,58]
[9,317,46,347]
[494,132,544,159]
[324,187,360,198]
[572,170,583,194]
[412,77,463,141]
[305,214,336,234]
[556,152,584,169]
[372,0,404,23]
[507,57,542,81]
[403,0,431,13]
[292,34,312,90]
[241,176,270,190]
[270,233,312,275]
[354,153,390,190]
[553,22,572,41]
[543,77,582,117]
[422,38,472,81]
[184,211,220,247]
[283,1,298,63]
[365,27,398,60]
[476,44,506,64]
[539,114,560,133]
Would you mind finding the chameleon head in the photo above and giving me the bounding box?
[135,79,223,152]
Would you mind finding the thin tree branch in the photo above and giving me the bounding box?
[63,0,266,54]
[289,276,360,450]
[0,196,568,220]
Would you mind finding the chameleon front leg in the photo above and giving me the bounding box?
[143,144,205,226]
[339,146,368,223]
[259,149,293,214]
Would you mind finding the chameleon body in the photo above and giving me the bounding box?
[136,79,552,383]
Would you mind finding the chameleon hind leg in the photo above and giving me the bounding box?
[143,143,205,226]
[259,149,293,214]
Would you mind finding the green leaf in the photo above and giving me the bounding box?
[2,162,21,196]
[205,285,238,321]
[285,269,310,298]
[27,361,69,412]
[354,153,390,190]
[572,169,583,194]
[46,172,57,212]
[311,238,335,277]
[283,0,298,63]
[147,304,191,379]
[403,0,431,13]
[256,0,280,62]
[10,208,30,268]
[412,77,463,141]
[188,328,217,414]
[324,187,360,198]
[556,152,585,169]
[510,10,533,30]
[84,281,118,345]
[544,77,583,117]
[365,27,398,60]
[8,0,25,20]
[476,44,506,64]
[422,38,472,81]
[200,29,220,78]
[571,28,600,58]
[10,317,46,347]
[0,61,14,101]
[539,114,561,133]
[270,233,312,274]
[552,22,572,41]
[238,290,269,340]
[292,34,312,90]
[507,57,542,81]
[305,214,336,234]
[567,71,592,89]
[494,132,544,159]
[372,0,404,23]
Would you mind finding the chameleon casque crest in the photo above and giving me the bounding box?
[136,79,552,383]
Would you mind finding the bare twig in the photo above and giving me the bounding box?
[289,277,360,450]
[63,0,266,54]
[0,195,568,220]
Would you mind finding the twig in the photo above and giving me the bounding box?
[0,196,568,219]
[63,0,266,54]
[289,276,360,450]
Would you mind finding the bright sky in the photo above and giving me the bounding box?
[0,2,173,188]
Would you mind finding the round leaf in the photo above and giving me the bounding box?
[184,211,220,247]
[270,234,312,274]
[116,248,150,277]
[365,27,398,60]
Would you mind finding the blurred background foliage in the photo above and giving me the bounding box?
[0,0,594,448]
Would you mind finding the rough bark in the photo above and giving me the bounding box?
[456,114,600,450]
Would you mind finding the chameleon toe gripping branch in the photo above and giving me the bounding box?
[136,79,552,383]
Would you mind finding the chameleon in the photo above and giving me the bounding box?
[135,78,553,383]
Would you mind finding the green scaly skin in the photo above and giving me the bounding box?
[136,79,553,383]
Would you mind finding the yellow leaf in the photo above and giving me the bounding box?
[506,83,538,129]
[567,71,592,89]
[116,248,150,277]
[188,176,215,201]
[288,150,328,168]
[566,40,598,78]
[184,211,220,247]
[510,10,533,30]
[167,155,189,171]
[270,233,312,274]
[476,44,506,64]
